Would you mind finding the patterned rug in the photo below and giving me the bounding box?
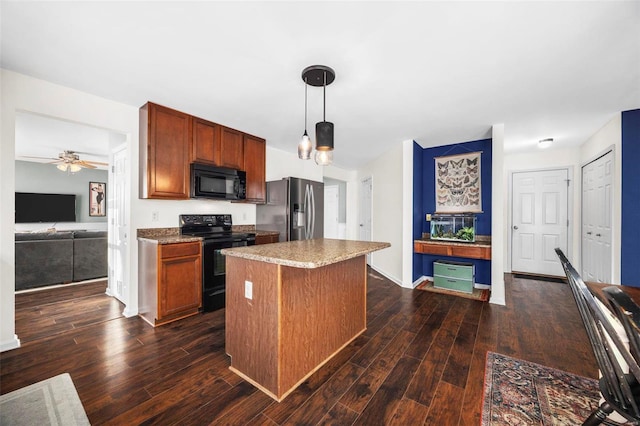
[0,373,90,425]
[415,278,489,302]
[482,352,601,425]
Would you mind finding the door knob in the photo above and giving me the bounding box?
[513,225,518,230]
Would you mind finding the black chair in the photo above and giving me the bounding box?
[555,248,640,425]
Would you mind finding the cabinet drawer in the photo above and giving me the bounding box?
[434,261,474,280]
[160,242,201,258]
[433,276,473,294]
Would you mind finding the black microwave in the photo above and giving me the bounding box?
[191,163,246,200]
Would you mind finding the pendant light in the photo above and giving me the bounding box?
[297,76,312,160]
[300,65,335,166]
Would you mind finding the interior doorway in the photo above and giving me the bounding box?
[511,168,569,277]
[360,176,372,263]
[13,112,127,308]
[581,151,613,283]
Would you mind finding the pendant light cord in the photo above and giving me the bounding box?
[304,77,308,132]
[323,71,326,121]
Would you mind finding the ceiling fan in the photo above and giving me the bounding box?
[22,150,108,172]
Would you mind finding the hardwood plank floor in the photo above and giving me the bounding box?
[1,272,597,425]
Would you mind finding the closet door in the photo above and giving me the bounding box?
[582,151,613,283]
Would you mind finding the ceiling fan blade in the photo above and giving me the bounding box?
[18,155,58,161]
[76,161,97,169]
[83,160,109,166]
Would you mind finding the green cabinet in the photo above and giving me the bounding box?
[433,260,474,294]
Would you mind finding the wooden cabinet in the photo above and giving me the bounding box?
[140,101,266,204]
[191,117,221,165]
[138,240,202,326]
[414,240,491,260]
[255,233,279,245]
[140,102,191,199]
[220,127,244,170]
[243,134,266,203]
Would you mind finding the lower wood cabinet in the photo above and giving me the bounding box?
[255,233,279,245]
[138,239,202,326]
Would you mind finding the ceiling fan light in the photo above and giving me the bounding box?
[57,163,68,172]
[69,164,82,173]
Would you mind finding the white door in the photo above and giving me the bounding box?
[582,151,613,283]
[360,177,373,263]
[324,185,339,239]
[512,169,569,276]
[108,145,127,301]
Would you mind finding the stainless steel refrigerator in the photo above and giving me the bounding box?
[256,177,324,241]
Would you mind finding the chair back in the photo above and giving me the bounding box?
[555,248,640,422]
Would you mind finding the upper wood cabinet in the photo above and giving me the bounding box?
[140,101,266,203]
[220,127,245,170]
[140,102,191,199]
[191,117,221,165]
[243,134,266,203]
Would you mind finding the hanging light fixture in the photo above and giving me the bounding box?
[300,65,335,166]
[56,163,82,173]
[297,75,312,159]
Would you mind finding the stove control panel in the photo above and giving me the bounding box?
[179,214,232,227]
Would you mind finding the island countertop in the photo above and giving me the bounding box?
[221,238,390,269]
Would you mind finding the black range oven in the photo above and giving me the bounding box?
[179,214,255,311]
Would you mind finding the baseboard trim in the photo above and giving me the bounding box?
[0,334,21,353]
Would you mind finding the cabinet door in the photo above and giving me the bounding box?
[158,245,202,319]
[220,127,244,170]
[244,135,266,203]
[144,102,191,199]
[192,117,221,165]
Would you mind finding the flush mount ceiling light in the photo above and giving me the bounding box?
[538,138,553,149]
[298,65,335,166]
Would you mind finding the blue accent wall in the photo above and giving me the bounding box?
[622,109,640,286]
[414,138,493,285]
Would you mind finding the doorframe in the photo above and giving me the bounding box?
[580,145,616,283]
[359,176,373,263]
[507,166,574,273]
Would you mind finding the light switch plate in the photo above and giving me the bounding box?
[244,280,253,300]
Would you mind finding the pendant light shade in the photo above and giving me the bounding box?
[298,76,313,160]
[299,65,336,166]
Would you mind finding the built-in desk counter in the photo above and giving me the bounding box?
[414,237,491,260]
[221,238,390,401]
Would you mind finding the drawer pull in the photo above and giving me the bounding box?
[447,267,457,271]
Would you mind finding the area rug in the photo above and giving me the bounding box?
[0,373,90,426]
[415,278,489,302]
[481,352,600,425]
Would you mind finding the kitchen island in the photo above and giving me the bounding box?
[221,238,390,401]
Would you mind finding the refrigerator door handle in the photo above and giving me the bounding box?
[309,185,316,239]
[304,184,311,239]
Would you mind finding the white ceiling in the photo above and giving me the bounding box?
[2,1,639,170]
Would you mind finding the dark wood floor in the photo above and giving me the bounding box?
[1,273,597,425]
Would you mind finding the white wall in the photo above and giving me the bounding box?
[266,146,323,183]
[579,113,622,284]
[324,164,359,240]
[356,142,405,284]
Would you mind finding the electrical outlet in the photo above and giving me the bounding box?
[244,280,253,300]
[152,211,159,221]
[426,213,432,221]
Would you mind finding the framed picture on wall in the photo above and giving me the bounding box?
[89,182,106,217]
[435,151,482,213]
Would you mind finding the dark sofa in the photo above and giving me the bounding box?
[15,230,107,291]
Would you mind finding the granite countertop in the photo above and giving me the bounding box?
[253,230,280,237]
[221,238,390,269]
[137,227,202,244]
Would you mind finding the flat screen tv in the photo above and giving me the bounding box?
[15,192,77,223]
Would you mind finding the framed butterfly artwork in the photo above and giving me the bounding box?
[435,151,482,213]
